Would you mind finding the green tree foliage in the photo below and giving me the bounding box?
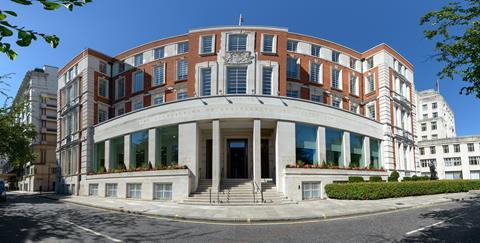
[0,0,91,60]
[421,0,480,98]
[0,74,37,168]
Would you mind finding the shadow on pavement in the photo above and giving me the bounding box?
[401,194,480,242]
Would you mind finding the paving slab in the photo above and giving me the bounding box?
[30,190,480,223]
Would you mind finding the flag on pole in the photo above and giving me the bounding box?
[239,14,244,26]
[436,79,440,93]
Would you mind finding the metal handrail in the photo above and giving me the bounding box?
[252,181,256,203]
[254,181,264,203]
[209,188,212,204]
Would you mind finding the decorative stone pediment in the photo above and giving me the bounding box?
[223,51,254,64]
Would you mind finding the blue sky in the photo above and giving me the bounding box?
[0,0,479,135]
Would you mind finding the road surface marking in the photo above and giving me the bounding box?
[406,221,445,235]
[63,220,122,242]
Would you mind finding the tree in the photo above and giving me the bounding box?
[0,0,91,60]
[420,0,480,98]
[0,75,37,169]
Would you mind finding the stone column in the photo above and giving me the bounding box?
[124,134,131,169]
[317,126,326,164]
[343,132,351,167]
[275,121,295,193]
[148,128,156,168]
[104,140,111,171]
[212,120,221,192]
[179,122,199,192]
[363,137,371,168]
[253,119,261,189]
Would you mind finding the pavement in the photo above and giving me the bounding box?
[31,190,480,223]
[2,191,480,242]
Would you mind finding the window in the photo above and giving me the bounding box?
[89,184,98,196]
[262,35,274,53]
[431,121,437,130]
[421,123,427,131]
[420,159,435,168]
[110,136,124,170]
[154,47,165,59]
[370,138,381,169]
[432,112,438,118]
[200,68,211,96]
[287,57,299,79]
[445,171,463,180]
[131,130,148,168]
[133,100,143,111]
[432,102,437,109]
[153,64,165,86]
[94,141,105,173]
[432,134,437,140]
[326,128,344,166]
[295,123,318,165]
[350,133,365,167]
[443,145,449,153]
[302,182,321,200]
[287,40,298,52]
[444,157,462,167]
[176,59,188,80]
[471,171,480,179]
[132,71,144,93]
[332,98,341,108]
[311,45,321,57]
[228,34,247,51]
[155,125,179,167]
[98,78,108,98]
[422,104,428,111]
[349,74,358,95]
[105,183,117,197]
[366,57,374,69]
[134,53,143,66]
[115,77,125,99]
[118,62,125,73]
[177,91,188,100]
[331,68,341,89]
[286,89,299,98]
[367,104,376,119]
[226,66,247,94]
[331,51,340,63]
[350,103,358,113]
[454,144,460,153]
[430,146,436,154]
[349,57,356,69]
[98,108,107,123]
[420,147,425,155]
[469,156,480,165]
[65,64,78,82]
[200,35,214,54]
[468,143,475,152]
[310,62,322,84]
[262,67,272,95]
[177,41,189,54]
[99,61,107,74]
[117,107,124,116]
[153,94,164,105]
[366,74,375,93]
[127,183,142,199]
[423,114,428,119]
[310,91,322,103]
[422,135,428,140]
[153,183,172,200]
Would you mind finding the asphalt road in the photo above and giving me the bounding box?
[1,192,480,242]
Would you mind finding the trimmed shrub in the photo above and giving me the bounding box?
[369,176,383,182]
[402,176,412,182]
[325,179,480,200]
[348,176,365,183]
[388,170,400,182]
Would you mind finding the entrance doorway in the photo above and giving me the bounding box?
[261,139,269,178]
[205,139,212,179]
[227,139,248,178]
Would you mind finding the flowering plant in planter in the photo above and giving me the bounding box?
[286,161,385,171]
[89,162,188,175]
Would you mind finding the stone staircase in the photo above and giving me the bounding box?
[181,179,291,205]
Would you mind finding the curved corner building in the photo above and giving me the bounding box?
[57,26,417,202]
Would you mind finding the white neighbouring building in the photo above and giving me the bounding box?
[56,26,418,203]
[14,65,59,192]
[417,89,480,179]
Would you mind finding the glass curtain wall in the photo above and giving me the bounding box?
[93,142,105,172]
[131,130,149,169]
[326,128,344,166]
[295,124,318,165]
[110,136,125,170]
[350,133,365,167]
[155,125,178,167]
[370,138,381,169]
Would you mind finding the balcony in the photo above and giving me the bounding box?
[392,92,411,107]
[393,126,413,141]
[41,127,57,134]
[41,115,57,121]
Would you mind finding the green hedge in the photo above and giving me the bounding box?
[348,176,365,183]
[369,176,383,182]
[325,180,480,200]
[403,175,430,182]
